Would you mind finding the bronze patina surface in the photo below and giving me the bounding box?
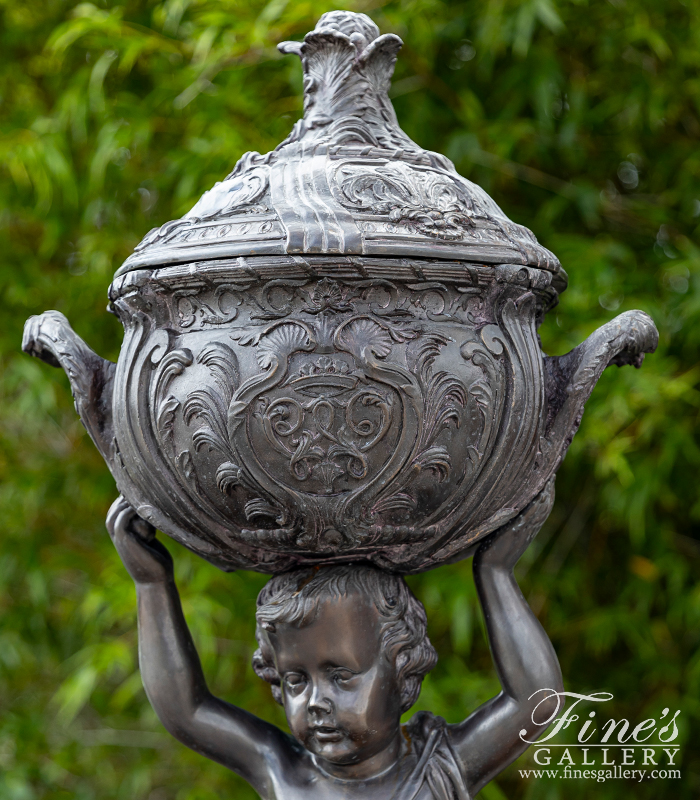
[22,10,658,799]
[22,8,655,572]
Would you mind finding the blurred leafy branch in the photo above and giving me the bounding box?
[0,0,699,798]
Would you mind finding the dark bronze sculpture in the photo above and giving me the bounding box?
[22,10,658,798]
[101,489,563,799]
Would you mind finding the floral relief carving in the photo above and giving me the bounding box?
[172,285,249,329]
[301,278,354,314]
[334,162,477,240]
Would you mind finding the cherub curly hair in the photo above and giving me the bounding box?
[252,564,437,713]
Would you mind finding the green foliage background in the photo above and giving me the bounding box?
[1,0,699,797]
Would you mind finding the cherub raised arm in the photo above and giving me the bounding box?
[106,484,563,800]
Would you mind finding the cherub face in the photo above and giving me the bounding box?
[267,591,403,778]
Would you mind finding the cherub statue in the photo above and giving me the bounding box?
[106,485,563,800]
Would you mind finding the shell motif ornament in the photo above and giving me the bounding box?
[23,11,658,573]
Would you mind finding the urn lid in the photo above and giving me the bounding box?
[116,11,560,277]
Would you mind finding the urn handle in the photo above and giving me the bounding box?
[543,309,659,467]
[23,310,116,467]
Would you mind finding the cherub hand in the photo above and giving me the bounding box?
[475,480,555,571]
[106,496,173,585]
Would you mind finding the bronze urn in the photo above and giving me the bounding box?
[23,11,658,574]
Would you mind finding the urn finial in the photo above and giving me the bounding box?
[276,11,413,152]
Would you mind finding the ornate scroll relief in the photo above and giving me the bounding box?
[362,332,469,542]
[102,269,652,572]
[133,166,271,254]
[221,317,411,545]
[105,272,582,569]
[171,284,249,330]
[203,306,474,551]
[257,357,394,494]
[149,332,293,536]
[185,166,270,220]
[115,276,507,558]
[333,162,477,240]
